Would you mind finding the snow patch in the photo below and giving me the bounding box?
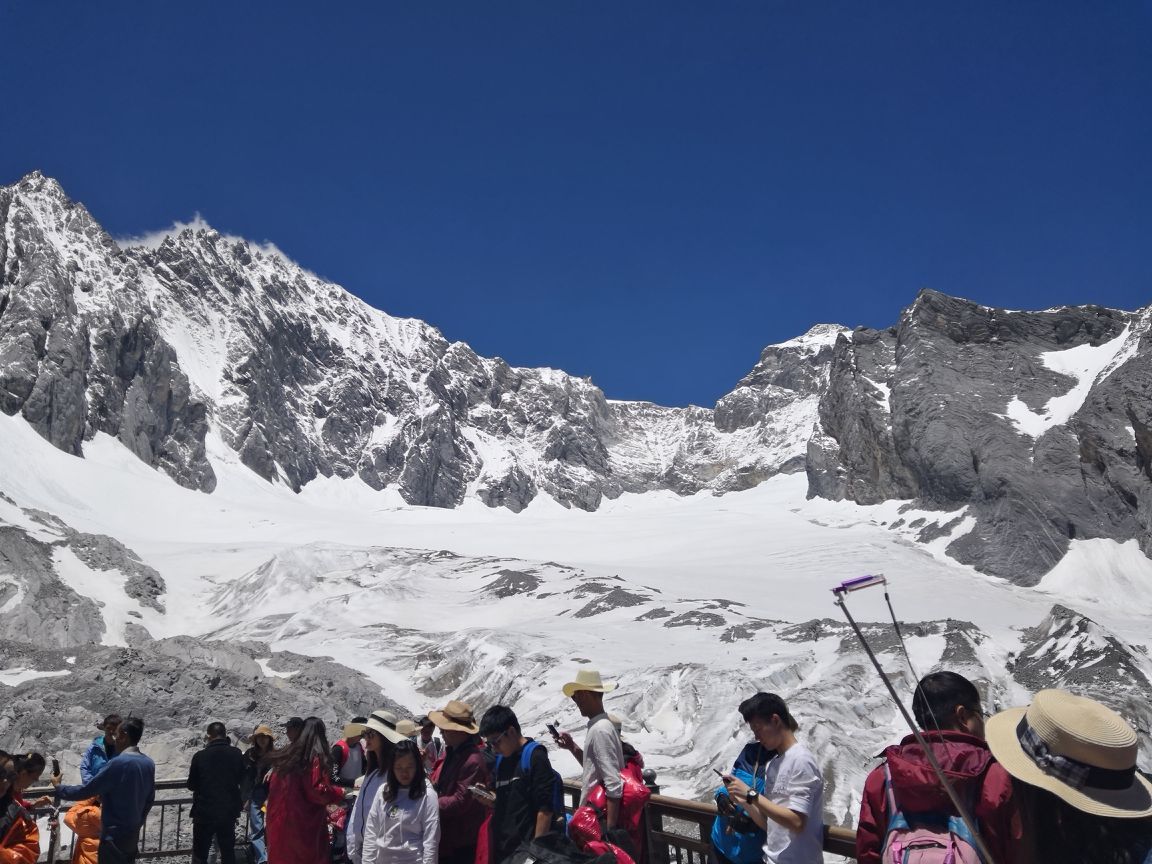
[0,668,71,686]
[255,658,299,679]
[1038,538,1152,613]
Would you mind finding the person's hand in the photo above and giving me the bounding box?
[29,795,53,809]
[50,773,62,787]
[470,784,495,809]
[555,731,576,752]
[723,774,751,803]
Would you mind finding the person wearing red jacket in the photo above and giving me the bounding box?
[855,671,1021,864]
[428,700,490,864]
[264,718,347,864]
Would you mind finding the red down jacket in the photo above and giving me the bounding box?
[266,758,346,864]
[855,730,1022,864]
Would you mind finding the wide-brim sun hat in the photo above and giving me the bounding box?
[364,710,408,744]
[249,724,276,742]
[428,700,480,734]
[561,669,618,698]
[986,688,1152,818]
[342,722,366,739]
[396,719,421,737]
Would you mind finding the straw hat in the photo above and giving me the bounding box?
[561,669,618,698]
[986,689,1152,818]
[342,722,366,740]
[248,724,276,742]
[427,700,480,734]
[363,710,408,744]
[396,719,421,737]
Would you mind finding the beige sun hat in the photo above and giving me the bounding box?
[363,710,408,745]
[396,719,421,738]
[561,669,618,698]
[427,700,480,734]
[985,689,1152,818]
[248,724,277,743]
[342,722,366,740]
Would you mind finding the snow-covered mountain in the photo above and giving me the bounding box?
[2,172,1151,821]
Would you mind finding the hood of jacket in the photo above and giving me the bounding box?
[883,730,993,814]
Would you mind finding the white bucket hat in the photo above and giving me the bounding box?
[986,689,1152,818]
[363,709,408,745]
[561,669,618,698]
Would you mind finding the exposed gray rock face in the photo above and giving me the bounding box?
[0,633,408,780]
[0,173,214,491]
[809,289,1152,583]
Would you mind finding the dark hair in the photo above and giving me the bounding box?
[206,722,227,740]
[1012,779,1152,864]
[120,717,145,745]
[738,693,799,732]
[911,672,982,731]
[102,714,123,730]
[12,752,46,776]
[266,717,332,775]
[351,716,368,724]
[384,740,426,802]
[479,705,521,738]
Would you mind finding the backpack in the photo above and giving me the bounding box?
[881,763,984,864]
[710,767,767,864]
[495,739,566,818]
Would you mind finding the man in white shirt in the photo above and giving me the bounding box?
[723,692,824,864]
[555,668,625,830]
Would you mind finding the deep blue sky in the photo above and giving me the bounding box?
[2,3,1150,406]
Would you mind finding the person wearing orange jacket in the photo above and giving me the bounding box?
[0,752,48,864]
[63,798,101,864]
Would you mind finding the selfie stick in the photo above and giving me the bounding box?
[832,576,996,864]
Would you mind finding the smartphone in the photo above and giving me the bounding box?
[546,723,560,739]
[468,784,495,802]
[712,768,727,779]
[51,758,60,776]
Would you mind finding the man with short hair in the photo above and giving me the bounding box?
[81,714,122,783]
[855,671,1021,864]
[555,669,624,829]
[416,715,444,773]
[54,716,156,864]
[479,705,559,863]
[187,721,246,864]
[284,716,304,744]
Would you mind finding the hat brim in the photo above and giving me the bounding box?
[562,681,618,698]
[427,709,479,734]
[986,708,1152,818]
[364,720,408,745]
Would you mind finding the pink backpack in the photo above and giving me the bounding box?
[880,764,984,864]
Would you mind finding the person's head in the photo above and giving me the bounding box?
[479,705,523,758]
[986,689,1152,863]
[10,752,46,795]
[268,716,332,774]
[115,717,145,751]
[99,714,122,741]
[417,716,435,742]
[342,721,365,745]
[912,671,985,737]
[205,721,228,742]
[561,669,617,718]
[738,692,799,751]
[427,701,479,748]
[384,740,426,802]
[250,724,276,752]
[285,716,304,743]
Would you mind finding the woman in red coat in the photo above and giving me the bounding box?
[264,718,347,864]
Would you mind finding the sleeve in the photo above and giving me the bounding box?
[187,752,200,791]
[143,768,156,822]
[855,765,887,864]
[421,788,441,864]
[0,816,39,864]
[79,744,95,784]
[585,726,624,799]
[56,761,118,802]
[528,747,556,813]
[361,791,383,864]
[780,756,822,818]
[437,751,489,820]
[306,758,347,806]
[346,777,371,862]
[977,763,1023,864]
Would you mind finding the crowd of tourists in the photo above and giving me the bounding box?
[1,668,1150,864]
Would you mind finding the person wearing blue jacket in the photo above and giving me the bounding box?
[80,714,122,783]
[710,739,776,864]
[54,716,155,864]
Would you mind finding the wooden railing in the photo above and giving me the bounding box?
[31,779,859,861]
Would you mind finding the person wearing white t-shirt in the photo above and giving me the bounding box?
[723,693,824,864]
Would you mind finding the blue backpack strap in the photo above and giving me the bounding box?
[520,739,539,774]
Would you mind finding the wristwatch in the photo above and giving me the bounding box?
[746,790,759,805]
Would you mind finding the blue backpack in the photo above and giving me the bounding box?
[494,740,566,817]
[710,767,767,864]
